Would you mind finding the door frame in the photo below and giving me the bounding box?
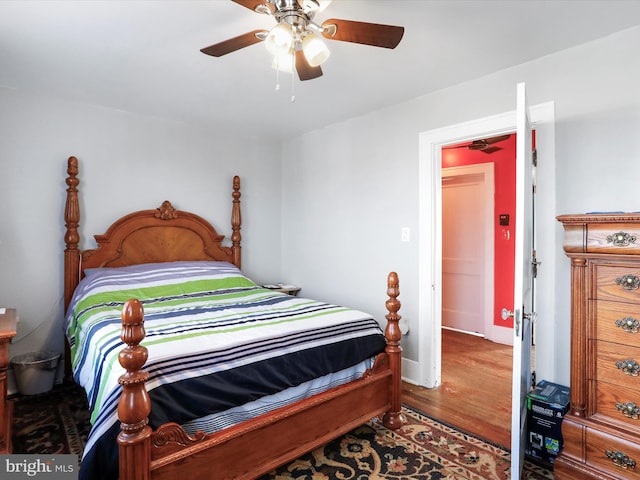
[416,102,556,388]
[441,164,495,339]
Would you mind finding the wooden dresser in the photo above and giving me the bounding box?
[557,214,640,479]
[0,308,18,454]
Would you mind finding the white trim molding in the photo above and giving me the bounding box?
[417,101,555,388]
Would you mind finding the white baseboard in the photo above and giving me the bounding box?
[487,324,514,346]
[402,357,420,385]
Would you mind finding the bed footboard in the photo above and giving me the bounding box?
[117,272,403,480]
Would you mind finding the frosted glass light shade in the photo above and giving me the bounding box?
[265,23,293,55]
[302,33,330,67]
[272,51,294,73]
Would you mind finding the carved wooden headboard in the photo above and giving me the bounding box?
[62,156,242,381]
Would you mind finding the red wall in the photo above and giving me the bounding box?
[442,136,516,328]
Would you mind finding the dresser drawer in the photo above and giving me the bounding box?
[594,301,640,346]
[594,265,640,303]
[587,224,640,254]
[596,381,640,432]
[596,341,640,390]
[559,418,585,462]
[586,427,640,479]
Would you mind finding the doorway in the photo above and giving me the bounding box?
[415,102,556,390]
[436,138,513,444]
[441,133,517,345]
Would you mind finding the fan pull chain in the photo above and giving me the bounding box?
[272,53,295,101]
[275,57,281,91]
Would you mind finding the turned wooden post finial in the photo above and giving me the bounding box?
[383,271,405,429]
[385,271,401,340]
[64,156,80,255]
[64,156,80,383]
[231,175,242,269]
[118,299,151,429]
[118,299,152,480]
[64,156,80,305]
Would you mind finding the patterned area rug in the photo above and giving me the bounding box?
[11,383,91,457]
[11,385,553,479]
[260,406,554,480]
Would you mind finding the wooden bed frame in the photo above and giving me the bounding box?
[62,156,404,480]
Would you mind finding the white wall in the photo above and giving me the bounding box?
[0,87,283,375]
[2,25,639,391]
[281,26,640,387]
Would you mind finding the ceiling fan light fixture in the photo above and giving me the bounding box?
[202,0,404,85]
[265,22,293,55]
[302,32,330,67]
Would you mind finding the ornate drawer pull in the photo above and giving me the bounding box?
[616,359,640,376]
[616,317,640,333]
[616,274,640,290]
[606,450,637,470]
[616,402,640,419]
[607,231,637,247]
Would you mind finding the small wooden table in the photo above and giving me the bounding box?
[0,308,18,453]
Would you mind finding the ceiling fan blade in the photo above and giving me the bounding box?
[483,134,511,145]
[321,18,404,49]
[200,30,268,57]
[295,51,323,80]
[231,0,275,14]
[480,146,502,154]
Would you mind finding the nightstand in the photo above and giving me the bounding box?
[262,284,301,296]
[0,308,18,453]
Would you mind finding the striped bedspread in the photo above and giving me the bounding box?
[65,261,387,480]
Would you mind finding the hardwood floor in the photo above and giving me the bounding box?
[402,328,512,448]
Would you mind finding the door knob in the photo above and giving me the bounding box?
[501,308,514,320]
[502,308,532,321]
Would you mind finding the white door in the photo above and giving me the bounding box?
[442,165,494,335]
[509,82,535,478]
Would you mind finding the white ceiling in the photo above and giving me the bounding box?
[2,0,640,140]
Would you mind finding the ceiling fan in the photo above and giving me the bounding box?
[444,135,512,154]
[201,0,405,81]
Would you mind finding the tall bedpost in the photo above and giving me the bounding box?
[231,175,242,269]
[382,271,405,429]
[63,156,80,383]
[118,299,152,480]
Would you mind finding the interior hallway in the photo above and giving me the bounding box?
[401,328,512,448]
